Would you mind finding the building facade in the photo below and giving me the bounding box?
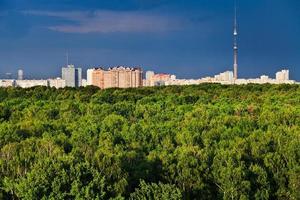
[15,80,48,88]
[143,71,175,86]
[276,70,289,82]
[48,78,66,88]
[18,69,24,80]
[62,65,82,87]
[0,80,15,87]
[87,66,143,89]
[86,69,94,86]
[87,68,105,88]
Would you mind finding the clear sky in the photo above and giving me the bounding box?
[0,0,299,80]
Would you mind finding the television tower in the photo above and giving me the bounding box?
[233,0,238,80]
[66,51,69,66]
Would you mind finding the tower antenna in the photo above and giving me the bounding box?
[66,51,69,66]
[233,0,238,80]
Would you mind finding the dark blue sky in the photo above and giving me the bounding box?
[0,0,299,80]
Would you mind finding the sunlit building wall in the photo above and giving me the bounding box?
[87,67,142,89]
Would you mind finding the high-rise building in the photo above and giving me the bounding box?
[215,71,234,82]
[144,71,155,86]
[62,64,82,87]
[276,70,289,82]
[18,69,24,80]
[86,68,105,88]
[86,66,142,89]
[86,69,94,86]
[95,68,105,88]
[146,71,155,80]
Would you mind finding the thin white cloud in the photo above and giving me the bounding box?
[23,10,184,33]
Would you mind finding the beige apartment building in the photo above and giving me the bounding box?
[144,71,175,86]
[87,66,142,89]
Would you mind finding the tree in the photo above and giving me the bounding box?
[129,180,182,200]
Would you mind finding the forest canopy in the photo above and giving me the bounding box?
[0,84,299,200]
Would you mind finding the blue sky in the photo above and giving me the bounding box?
[0,0,299,80]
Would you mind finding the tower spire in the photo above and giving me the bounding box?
[233,0,238,80]
[66,51,69,67]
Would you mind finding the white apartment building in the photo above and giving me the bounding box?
[214,71,234,83]
[0,80,15,87]
[86,69,94,86]
[15,80,49,88]
[48,78,66,88]
[276,70,289,82]
[157,69,296,86]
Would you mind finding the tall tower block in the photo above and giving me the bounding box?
[233,0,238,80]
[18,69,24,80]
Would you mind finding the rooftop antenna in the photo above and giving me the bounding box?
[66,51,69,67]
[233,0,238,80]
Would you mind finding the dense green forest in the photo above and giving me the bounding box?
[0,84,299,200]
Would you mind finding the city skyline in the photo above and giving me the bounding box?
[0,0,300,80]
[0,66,296,89]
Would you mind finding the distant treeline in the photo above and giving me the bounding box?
[0,84,299,200]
